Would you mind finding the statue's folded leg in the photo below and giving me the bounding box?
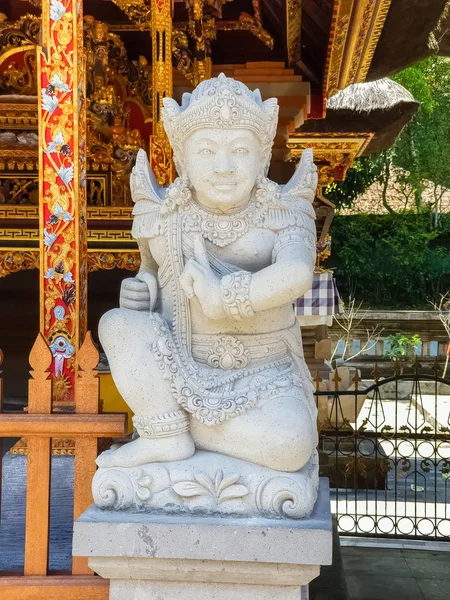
[190,395,315,473]
[97,308,195,468]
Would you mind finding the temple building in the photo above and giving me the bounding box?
[0,0,449,414]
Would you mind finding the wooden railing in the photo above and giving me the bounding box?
[0,333,127,599]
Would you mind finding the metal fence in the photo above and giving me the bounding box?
[314,364,450,540]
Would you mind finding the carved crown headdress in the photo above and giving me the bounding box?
[162,73,279,176]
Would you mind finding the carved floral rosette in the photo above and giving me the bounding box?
[92,450,319,520]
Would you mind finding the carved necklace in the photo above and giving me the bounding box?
[164,176,280,248]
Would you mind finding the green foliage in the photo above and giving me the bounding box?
[385,333,421,362]
[327,212,450,308]
[324,57,450,212]
[324,156,384,210]
[325,58,450,308]
[392,58,450,207]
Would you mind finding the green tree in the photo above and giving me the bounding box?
[325,57,450,214]
[392,57,450,213]
[327,212,450,308]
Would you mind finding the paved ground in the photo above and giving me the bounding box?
[311,541,450,600]
[310,522,349,600]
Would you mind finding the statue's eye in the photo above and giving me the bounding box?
[234,147,249,154]
[199,148,213,156]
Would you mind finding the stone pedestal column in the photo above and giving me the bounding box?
[73,479,332,600]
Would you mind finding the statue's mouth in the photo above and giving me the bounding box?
[214,184,236,191]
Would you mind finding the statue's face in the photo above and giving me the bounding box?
[184,128,261,212]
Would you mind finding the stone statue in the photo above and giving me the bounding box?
[95,74,319,519]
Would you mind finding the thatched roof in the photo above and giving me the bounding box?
[368,0,450,81]
[326,79,416,113]
[300,79,419,155]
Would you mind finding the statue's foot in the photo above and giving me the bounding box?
[96,433,195,468]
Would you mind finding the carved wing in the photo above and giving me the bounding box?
[130,149,165,205]
[281,148,318,203]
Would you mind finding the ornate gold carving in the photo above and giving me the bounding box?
[238,0,274,50]
[316,234,331,269]
[186,2,216,84]
[219,5,274,50]
[10,438,76,456]
[0,205,134,220]
[86,90,144,206]
[83,17,148,206]
[0,176,39,205]
[87,206,132,220]
[87,174,108,207]
[0,102,38,129]
[172,29,194,82]
[88,230,133,242]
[0,228,134,242]
[286,0,302,65]
[149,134,173,187]
[345,1,376,86]
[84,17,129,96]
[357,0,392,83]
[172,10,215,86]
[0,205,39,219]
[286,134,373,184]
[317,165,336,187]
[0,227,38,240]
[0,174,119,209]
[0,49,37,94]
[150,0,174,185]
[87,250,140,272]
[19,0,42,7]
[324,0,352,97]
[110,0,151,30]
[111,127,145,206]
[0,15,40,53]
[0,149,38,171]
[51,439,76,455]
[84,16,152,108]
[324,0,392,97]
[0,249,39,278]
[0,249,141,279]
[131,56,152,108]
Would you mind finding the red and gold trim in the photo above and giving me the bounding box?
[38,0,87,409]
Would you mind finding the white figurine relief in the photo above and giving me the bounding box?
[95,74,320,518]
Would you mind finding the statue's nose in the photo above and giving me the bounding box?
[213,152,235,175]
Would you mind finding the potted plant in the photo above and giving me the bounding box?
[385,333,421,372]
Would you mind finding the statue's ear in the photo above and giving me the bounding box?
[282,147,317,202]
[130,149,165,204]
[181,92,192,110]
[252,88,263,104]
[262,97,278,121]
[162,97,181,118]
[172,149,185,178]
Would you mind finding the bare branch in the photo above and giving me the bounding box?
[331,298,385,363]
[429,292,450,339]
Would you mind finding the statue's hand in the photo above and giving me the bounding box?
[119,273,157,311]
[180,235,226,320]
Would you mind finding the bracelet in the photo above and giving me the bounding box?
[220,271,255,321]
[133,410,190,439]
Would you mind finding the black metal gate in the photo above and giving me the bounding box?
[314,365,450,540]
